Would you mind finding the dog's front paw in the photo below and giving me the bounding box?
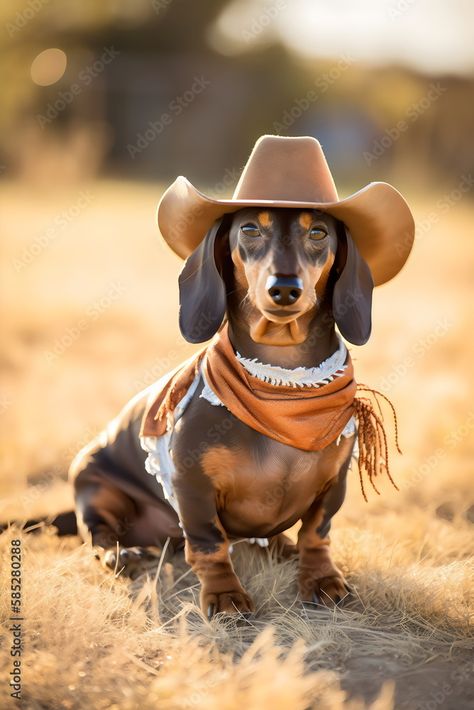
[299,572,351,607]
[201,587,254,619]
[98,545,162,579]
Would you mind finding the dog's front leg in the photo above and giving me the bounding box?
[171,464,254,618]
[297,454,352,607]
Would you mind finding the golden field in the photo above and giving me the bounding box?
[0,180,473,709]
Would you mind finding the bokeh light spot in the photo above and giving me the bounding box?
[31,48,67,86]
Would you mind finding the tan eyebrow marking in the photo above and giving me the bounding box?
[257,211,272,228]
[298,211,313,230]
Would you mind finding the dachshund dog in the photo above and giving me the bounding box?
[69,206,373,617]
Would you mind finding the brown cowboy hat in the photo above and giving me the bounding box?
[157,134,415,286]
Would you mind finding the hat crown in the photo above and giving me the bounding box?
[232,135,339,203]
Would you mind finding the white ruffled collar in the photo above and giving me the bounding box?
[235,338,347,388]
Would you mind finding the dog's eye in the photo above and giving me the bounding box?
[309,226,328,241]
[241,224,261,237]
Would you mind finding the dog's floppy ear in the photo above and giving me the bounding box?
[332,225,374,346]
[178,217,229,343]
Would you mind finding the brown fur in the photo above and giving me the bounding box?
[69,207,364,615]
[298,211,313,230]
[257,210,272,228]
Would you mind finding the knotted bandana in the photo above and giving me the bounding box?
[141,325,399,500]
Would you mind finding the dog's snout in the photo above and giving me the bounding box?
[266,275,303,306]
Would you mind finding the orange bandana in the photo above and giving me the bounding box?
[142,325,355,451]
[203,327,356,451]
[141,325,399,500]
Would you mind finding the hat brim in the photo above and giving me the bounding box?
[157,176,414,286]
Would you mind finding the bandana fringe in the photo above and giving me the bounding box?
[141,331,403,505]
[353,385,402,502]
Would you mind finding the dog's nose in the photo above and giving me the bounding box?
[266,275,303,306]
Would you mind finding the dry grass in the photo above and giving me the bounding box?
[0,180,473,709]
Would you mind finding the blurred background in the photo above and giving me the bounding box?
[0,0,473,520]
[1,0,474,187]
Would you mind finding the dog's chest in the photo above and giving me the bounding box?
[172,386,353,535]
